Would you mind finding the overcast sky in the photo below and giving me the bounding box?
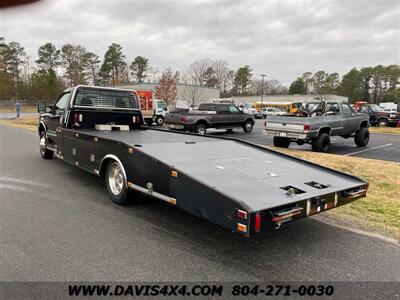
[1,0,399,85]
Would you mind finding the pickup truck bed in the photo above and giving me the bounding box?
[80,128,365,212]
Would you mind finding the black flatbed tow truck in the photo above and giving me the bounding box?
[38,85,368,237]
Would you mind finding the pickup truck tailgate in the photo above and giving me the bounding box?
[266,122,305,131]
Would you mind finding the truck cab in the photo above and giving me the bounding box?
[38,85,143,159]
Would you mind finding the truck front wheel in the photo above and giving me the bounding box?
[155,116,164,126]
[243,120,254,133]
[273,136,290,148]
[106,160,130,205]
[354,127,370,147]
[312,133,330,152]
[39,131,54,159]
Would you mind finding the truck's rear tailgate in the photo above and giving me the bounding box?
[80,128,366,212]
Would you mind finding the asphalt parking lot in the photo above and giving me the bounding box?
[0,125,399,282]
[204,119,400,162]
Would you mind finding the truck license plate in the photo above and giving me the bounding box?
[279,132,287,137]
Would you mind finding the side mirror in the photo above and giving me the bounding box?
[38,101,46,114]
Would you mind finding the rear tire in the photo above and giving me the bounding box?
[39,131,54,159]
[195,124,207,135]
[242,120,254,133]
[377,119,388,127]
[105,160,130,205]
[354,127,370,147]
[273,136,290,148]
[312,133,330,152]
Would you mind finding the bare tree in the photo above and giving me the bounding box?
[181,84,205,108]
[213,59,232,94]
[251,79,286,95]
[84,52,100,85]
[188,58,213,86]
[147,66,160,82]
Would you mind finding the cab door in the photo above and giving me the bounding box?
[44,92,70,151]
[215,104,230,127]
[341,103,358,134]
[228,105,243,126]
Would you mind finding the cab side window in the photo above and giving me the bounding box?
[54,92,70,115]
[216,105,229,114]
[327,103,340,114]
[229,105,240,114]
[341,103,353,115]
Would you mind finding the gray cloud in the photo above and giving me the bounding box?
[1,0,399,84]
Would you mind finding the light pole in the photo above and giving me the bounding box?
[260,74,267,111]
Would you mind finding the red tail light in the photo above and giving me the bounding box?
[148,97,153,110]
[179,115,186,123]
[237,209,247,219]
[133,116,142,124]
[304,124,310,131]
[254,213,262,233]
[73,113,79,123]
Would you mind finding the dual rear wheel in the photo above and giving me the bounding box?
[105,160,133,205]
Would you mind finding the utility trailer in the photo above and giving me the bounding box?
[38,85,368,237]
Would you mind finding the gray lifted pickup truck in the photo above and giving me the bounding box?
[165,103,255,135]
[264,101,370,152]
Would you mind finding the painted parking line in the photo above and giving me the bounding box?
[345,143,393,156]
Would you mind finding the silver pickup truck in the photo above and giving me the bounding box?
[264,101,370,152]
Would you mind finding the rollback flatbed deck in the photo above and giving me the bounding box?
[38,85,368,237]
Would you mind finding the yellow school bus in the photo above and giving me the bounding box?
[254,101,302,113]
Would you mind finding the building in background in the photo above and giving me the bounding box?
[116,82,220,108]
[232,94,348,105]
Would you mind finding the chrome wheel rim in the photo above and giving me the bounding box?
[39,134,46,154]
[245,123,252,131]
[157,118,163,125]
[197,127,205,135]
[108,162,124,195]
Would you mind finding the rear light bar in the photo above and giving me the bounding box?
[254,213,262,232]
[342,187,368,199]
[179,115,186,123]
[271,206,303,223]
[304,124,310,131]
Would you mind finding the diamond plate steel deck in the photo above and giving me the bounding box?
[80,128,366,212]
